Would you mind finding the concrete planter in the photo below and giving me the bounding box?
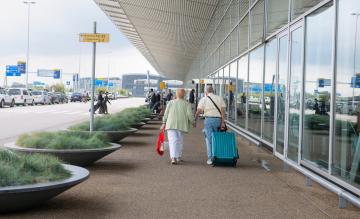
[0,164,89,213]
[3,142,122,167]
[141,118,151,123]
[131,122,146,129]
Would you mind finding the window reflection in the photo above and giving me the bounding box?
[263,39,277,143]
[288,26,303,162]
[237,56,248,128]
[333,0,360,188]
[303,3,334,170]
[248,46,264,136]
[229,61,238,123]
[276,35,288,155]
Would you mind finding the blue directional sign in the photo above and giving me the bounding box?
[351,76,360,88]
[6,65,21,76]
[17,62,26,74]
[53,69,61,79]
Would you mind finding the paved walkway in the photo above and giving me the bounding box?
[2,120,360,218]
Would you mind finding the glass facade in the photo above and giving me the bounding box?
[248,45,264,136]
[237,55,248,129]
[303,3,333,170]
[333,0,360,188]
[263,38,276,142]
[229,61,237,123]
[287,26,303,162]
[188,0,360,195]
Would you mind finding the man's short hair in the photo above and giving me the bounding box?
[206,85,214,93]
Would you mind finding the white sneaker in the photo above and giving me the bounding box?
[207,159,213,165]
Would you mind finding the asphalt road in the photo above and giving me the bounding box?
[0,97,145,144]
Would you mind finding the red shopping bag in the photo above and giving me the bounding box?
[156,130,165,156]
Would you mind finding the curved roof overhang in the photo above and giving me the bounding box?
[94,0,218,81]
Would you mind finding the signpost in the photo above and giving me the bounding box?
[17,61,26,74]
[80,22,109,132]
[37,69,61,79]
[6,65,21,76]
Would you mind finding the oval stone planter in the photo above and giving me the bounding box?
[0,164,89,213]
[141,118,151,123]
[131,122,146,129]
[3,142,122,167]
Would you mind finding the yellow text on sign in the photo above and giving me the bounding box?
[79,33,110,43]
[159,82,166,90]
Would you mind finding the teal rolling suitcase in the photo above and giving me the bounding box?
[211,132,239,167]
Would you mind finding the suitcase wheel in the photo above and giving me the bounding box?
[233,159,237,168]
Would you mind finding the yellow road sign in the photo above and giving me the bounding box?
[159,82,166,90]
[79,33,110,43]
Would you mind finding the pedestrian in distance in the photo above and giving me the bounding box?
[194,85,226,165]
[166,89,173,103]
[103,92,111,114]
[189,88,195,112]
[92,91,104,114]
[160,88,195,165]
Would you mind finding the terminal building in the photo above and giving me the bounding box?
[95,0,360,206]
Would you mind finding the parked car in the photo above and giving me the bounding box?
[55,92,68,103]
[0,88,15,108]
[8,88,34,106]
[70,92,83,102]
[48,92,60,104]
[31,90,51,105]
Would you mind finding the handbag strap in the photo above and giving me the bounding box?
[207,96,222,117]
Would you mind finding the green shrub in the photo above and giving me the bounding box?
[70,106,151,132]
[0,149,71,187]
[70,115,130,131]
[16,131,110,149]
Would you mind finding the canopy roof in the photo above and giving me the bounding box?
[95,0,219,81]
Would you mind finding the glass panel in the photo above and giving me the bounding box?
[248,45,264,136]
[276,34,288,155]
[237,55,248,128]
[239,15,249,54]
[303,3,334,170]
[267,0,289,36]
[291,0,323,21]
[219,68,225,97]
[231,25,239,58]
[215,71,220,95]
[288,26,303,162]
[229,61,238,123]
[263,38,277,143]
[250,0,264,47]
[240,0,249,18]
[223,66,230,116]
[333,0,360,188]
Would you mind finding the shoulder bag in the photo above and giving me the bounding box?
[207,96,227,132]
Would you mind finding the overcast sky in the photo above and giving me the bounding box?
[0,0,157,86]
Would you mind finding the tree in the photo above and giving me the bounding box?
[50,83,65,93]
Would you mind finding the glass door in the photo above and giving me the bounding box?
[287,23,304,162]
[275,32,289,157]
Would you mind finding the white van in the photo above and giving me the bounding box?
[8,88,34,106]
[0,88,15,108]
[32,90,51,105]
